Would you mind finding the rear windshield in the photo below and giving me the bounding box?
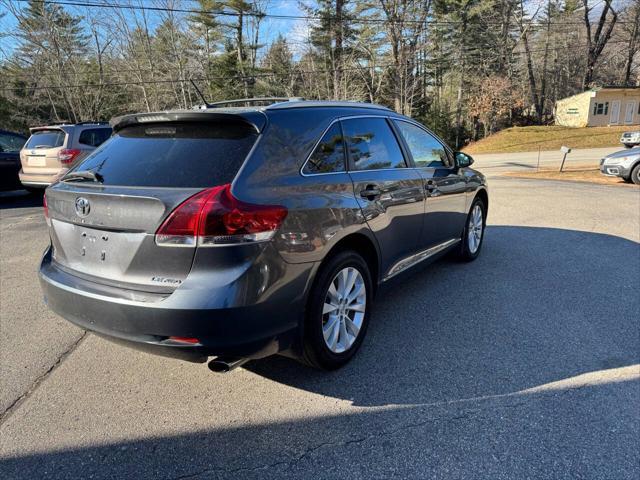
[25,129,66,149]
[74,122,258,188]
[0,132,26,152]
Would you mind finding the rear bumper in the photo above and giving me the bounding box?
[19,170,62,187]
[39,247,315,362]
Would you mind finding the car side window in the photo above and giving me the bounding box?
[394,120,450,168]
[78,128,112,147]
[303,123,346,174]
[0,133,26,153]
[342,118,406,171]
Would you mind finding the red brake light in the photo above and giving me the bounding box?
[58,148,81,164]
[168,336,200,344]
[155,184,287,247]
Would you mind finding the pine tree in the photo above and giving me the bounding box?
[259,35,295,97]
[305,0,359,99]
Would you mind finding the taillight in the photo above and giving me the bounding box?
[43,191,50,225]
[58,148,81,164]
[167,336,200,344]
[155,184,287,247]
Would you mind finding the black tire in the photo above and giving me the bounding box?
[457,198,486,262]
[630,163,640,186]
[302,250,373,370]
[623,143,633,149]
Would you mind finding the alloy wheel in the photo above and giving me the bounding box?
[322,267,366,353]
[467,204,484,254]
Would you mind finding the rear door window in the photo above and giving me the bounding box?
[78,128,112,147]
[303,123,346,174]
[75,122,258,188]
[342,118,406,171]
[25,130,66,149]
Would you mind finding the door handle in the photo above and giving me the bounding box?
[425,180,438,196]
[360,185,382,200]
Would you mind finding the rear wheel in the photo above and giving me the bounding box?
[302,251,372,370]
[457,198,486,261]
[630,163,640,185]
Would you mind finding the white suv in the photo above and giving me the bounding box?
[620,131,640,149]
[19,122,112,190]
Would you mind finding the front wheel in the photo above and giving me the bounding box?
[457,198,486,261]
[623,143,634,149]
[302,251,373,370]
[630,163,640,185]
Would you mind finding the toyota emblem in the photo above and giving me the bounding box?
[75,197,90,217]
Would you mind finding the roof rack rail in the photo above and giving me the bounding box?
[265,100,392,111]
[75,121,110,125]
[207,97,305,108]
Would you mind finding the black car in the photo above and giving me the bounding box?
[39,100,489,372]
[0,129,27,191]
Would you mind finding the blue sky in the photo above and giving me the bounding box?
[0,0,626,63]
[0,0,313,60]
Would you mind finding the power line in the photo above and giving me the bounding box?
[15,0,636,26]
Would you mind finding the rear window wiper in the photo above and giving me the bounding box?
[62,170,104,183]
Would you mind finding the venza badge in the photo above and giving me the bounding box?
[75,197,91,217]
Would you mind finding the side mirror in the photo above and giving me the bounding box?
[454,151,473,168]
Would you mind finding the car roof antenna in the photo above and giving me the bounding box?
[190,79,212,109]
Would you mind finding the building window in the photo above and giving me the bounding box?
[593,102,609,116]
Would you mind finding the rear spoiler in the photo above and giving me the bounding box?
[110,110,267,133]
[29,125,70,133]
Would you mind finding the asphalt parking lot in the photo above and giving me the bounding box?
[1,176,639,479]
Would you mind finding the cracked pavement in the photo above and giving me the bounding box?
[1,176,639,479]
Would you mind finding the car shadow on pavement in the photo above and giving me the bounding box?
[0,190,42,210]
[2,377,638,479]
[1,226,639,479]
[245,225,640,407]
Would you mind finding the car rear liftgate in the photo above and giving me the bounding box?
[46,186,203,291]
[44,114,263,292]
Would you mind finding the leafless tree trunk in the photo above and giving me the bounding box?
[582,0,618,89]
[623,1,640,86]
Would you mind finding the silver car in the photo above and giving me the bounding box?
[600,147,640,184]
[19,122,112,190]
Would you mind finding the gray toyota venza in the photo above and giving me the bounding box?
[39,100,488,372]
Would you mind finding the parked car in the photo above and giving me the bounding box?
[39,100,488,372]
[620,131,640,148]
[19,122,112,190]
[600,147,640,185]
[0,129,27,191]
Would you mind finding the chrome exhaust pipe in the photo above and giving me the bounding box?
[208,357,249,373]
